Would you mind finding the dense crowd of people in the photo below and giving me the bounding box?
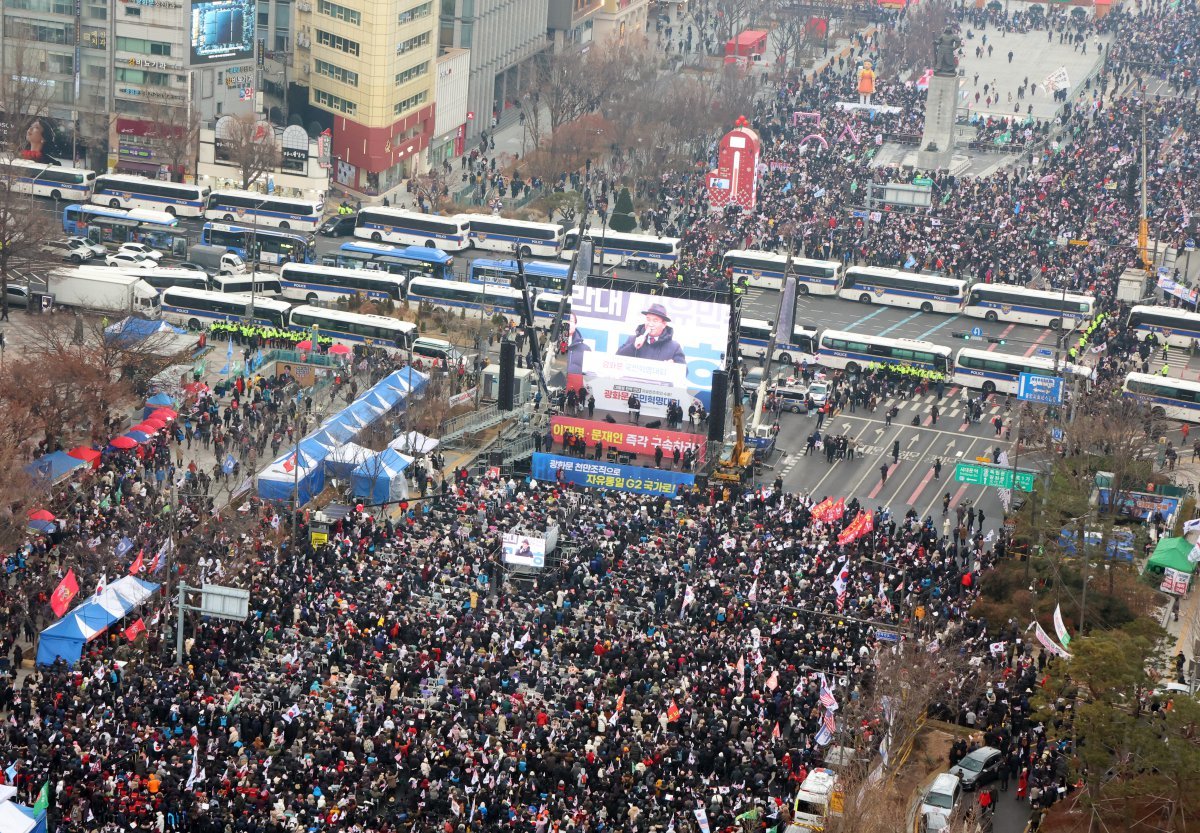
[5,1,1199,832]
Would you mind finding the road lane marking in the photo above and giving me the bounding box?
[877,311,925,337]
[844,306,890,332]
[917,314,962,340]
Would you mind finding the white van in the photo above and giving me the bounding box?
[786,768,840,833]
[411,336,465,365]
[920,773,962,831]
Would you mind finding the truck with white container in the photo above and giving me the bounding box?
[187,243,246,275]
[48,267,161,318]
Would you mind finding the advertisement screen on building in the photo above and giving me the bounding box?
[566,287,729,413]
[190,0,256,65]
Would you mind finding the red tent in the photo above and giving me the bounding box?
[110,436,138,450]
[151,407,178,420]
[67,446,102,469]
[28,509,55,522]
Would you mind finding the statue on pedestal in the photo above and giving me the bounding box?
[933,26,961,75]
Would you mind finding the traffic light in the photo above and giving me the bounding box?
[987,336,1006,345]
[952,332,971,340]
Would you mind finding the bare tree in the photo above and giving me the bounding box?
[0,46,62,321]
[877,0,954,78]
[220,115,282,190]
[710,0,753,49]
[144,102,201,182]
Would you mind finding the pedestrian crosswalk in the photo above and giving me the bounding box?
[818,387,1010,429]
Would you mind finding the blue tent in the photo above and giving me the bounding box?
[36,576,160,666]
[23,451,88,487]
[351,448,413,504]
[256,367,427,503]
[147,392,176,407]
[104,317,186,344]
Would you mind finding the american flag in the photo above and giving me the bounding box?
[822,708,837,735]
[818,674,839,711]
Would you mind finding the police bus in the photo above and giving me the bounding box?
[722,250,843,295]
[1122,372,1200,423]
[817,330,953,374]
[1126,305,1200,349]
[838,266,966,314]
[354,208,470,251]
[952,348,1093,396]
[963,284,1094,329]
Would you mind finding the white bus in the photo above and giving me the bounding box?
[838,266,966,313]
[1122,372,1200,423]
[281,262,406,304]
[737,318,820,365]
[562,229,680,271]
[722,250,843,295]
[532,292,569,325]
[209,273,284,297]
[127,268,210,293]
[462,214,563,258]
[963,284,1094,329]
[953,348,1093,396]
[817,330,953,374]
[92,174,209,216]
[161,287,291,330]
[204,190,323,231]
[406,276,524,324]
[354,208,470,251]
[1,159,95,201]
[287,305,417,350]
[1126,305,1200,349]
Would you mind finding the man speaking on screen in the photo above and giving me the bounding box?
[616,303,687,364]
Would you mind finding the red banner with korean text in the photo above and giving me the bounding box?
[550,416,707,463]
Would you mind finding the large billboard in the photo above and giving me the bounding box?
[550,415,708,463]
[567,287,729,413]
[190,0,256,65]
[502,532,545,567]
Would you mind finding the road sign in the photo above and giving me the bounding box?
[1187,238,1196,252]
[971,326,983,337]
[1052,427,1064,442]
[876,630,901,643]
[1018,372,1064,405]
[1036,348,1053,357]
[955,462,1035,491]
[851,209,868,218]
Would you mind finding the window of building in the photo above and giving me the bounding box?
[316,59,359,86]
[394,60,429,86]
[315,88,357,114]
[396,31,429,55]
[316,29,360,55]
[394,90,427,115]
[116,36,172,55]
[318,0,360,24]
[4,17,72,45]
[47,53,75,74]
[6,0,73,14]
[397,1,432,24]
[125,6,142,15]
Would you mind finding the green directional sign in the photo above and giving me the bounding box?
[954,462,1035,492]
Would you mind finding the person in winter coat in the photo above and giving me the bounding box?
[616,303,687,364]
[565,313,591,376]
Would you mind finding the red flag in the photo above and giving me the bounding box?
[123,618,147,642]
[129,549,144,575]
[772,722,782,740]
[50,569,80,617]
[666,700,682,723]
[615,689,626,714]
[282,453,297,473]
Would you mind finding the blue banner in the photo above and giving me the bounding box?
[1097,488,1179,521]
[531,453,695,496]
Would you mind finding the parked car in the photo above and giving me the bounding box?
[949,746,1003,790]
[920,773,962,827]
[807,380,830,409]
[4,283,31,309]
[105,252,157,269]
[175,262,211,274]
[69,237,107,258]
[319,213,358,237]
[117,242,163,262]
[43,239,95,263]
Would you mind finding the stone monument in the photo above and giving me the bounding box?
[917,26,961,171]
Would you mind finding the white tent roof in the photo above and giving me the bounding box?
[326,443,373,466]
[0,801,36,833]
[388,431,439,455]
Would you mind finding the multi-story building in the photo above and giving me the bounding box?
[593,0,648,44]
[439,0,547,139]
[546,0,602,52]
[429,47,469,169]
[0,0,259,176]
[295,0,437,200]
[0,0,115,169]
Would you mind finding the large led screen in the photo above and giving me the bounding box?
[190,0,256,65]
